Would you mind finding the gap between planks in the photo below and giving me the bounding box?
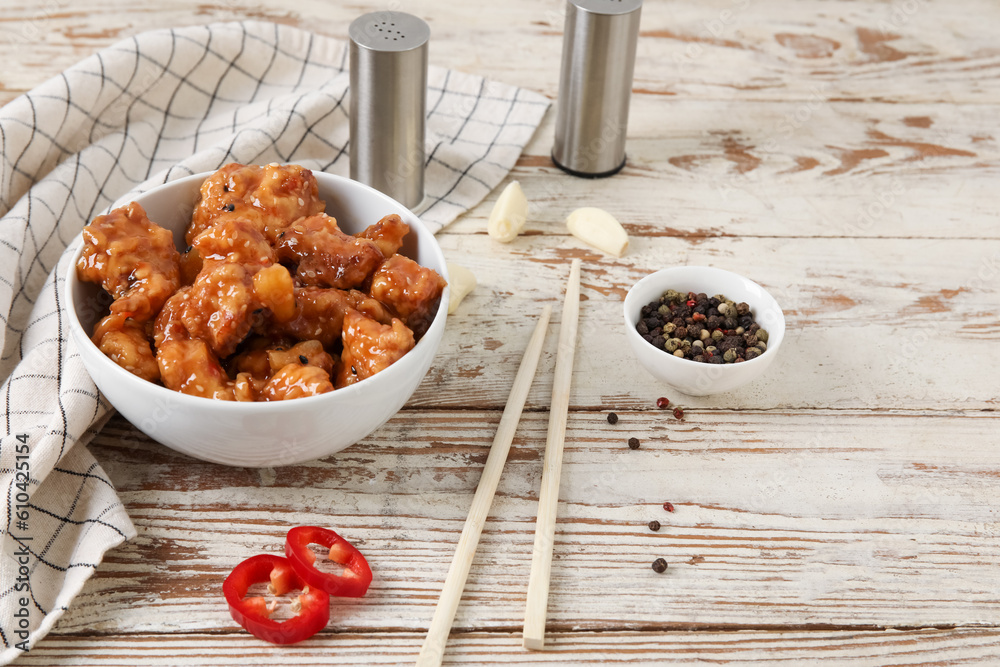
[50,621,977,638]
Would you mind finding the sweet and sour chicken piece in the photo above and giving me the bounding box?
[152,286,238,399]
[368,254,446,338]
[156,338,235,400]
[188,162,325,244]
[152,286,190,347]
[233,372,266,402]
[336,308,414,388]
[267,340,335,377]
[227,339,336,402]
[259,363,335,401]
[356,214,409,258]
[191,217,274,270]
[276,214,384,290]
[92,315,160,382]
[252,264,296,323]
[181,264,260,358]
[154,265,260,358]
[266,287,393,347]
[76,202,180,323]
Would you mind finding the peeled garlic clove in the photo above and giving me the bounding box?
[487,180,528,243]
[446,263,477,314]
[565,206,629,257]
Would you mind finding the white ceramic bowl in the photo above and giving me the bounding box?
[67,172,449,467]
[623,266,784,396]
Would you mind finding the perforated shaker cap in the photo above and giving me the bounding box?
[552,0,643,177]
[349,12,430,208]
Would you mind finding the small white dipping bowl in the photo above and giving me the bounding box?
[66,171,449,467]
[623,266,784,396]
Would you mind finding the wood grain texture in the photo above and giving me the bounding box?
[16,629,1000,666]
[461,99,1000,241]
[426,234,1000,412]
[50,409,1000,637]
[3,0,999,664]
[3,0,1000,105]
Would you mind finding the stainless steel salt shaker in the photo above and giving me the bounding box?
[349,12,430,208]
[552,0,642,177]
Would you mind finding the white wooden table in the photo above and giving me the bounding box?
[3,0,1000,664]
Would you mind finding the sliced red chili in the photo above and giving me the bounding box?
[285,526,373,598]
[222,554,330,644]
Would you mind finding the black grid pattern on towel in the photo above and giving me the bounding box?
[0,20,547,662]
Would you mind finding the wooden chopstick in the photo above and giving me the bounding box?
[523,258,582,650]
[416,304,553,667]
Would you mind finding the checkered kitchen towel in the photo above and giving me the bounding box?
[0,20,548,660]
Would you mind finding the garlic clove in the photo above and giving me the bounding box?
[487,180,528,243]
[565,206,629,257]
[446,263,477,314]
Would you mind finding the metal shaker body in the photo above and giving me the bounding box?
[349,12,429,208]
[552,0,642,177]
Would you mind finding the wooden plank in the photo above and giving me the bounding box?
[452,97,1000,241]
[3,0,1000,106]
[430,233,999,411]
[21,629,1000,666]
[54,409,1000,634]
[5,5,1000,241]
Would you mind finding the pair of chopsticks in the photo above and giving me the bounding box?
[416,259,581,666]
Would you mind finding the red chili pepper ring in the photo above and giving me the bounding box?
[285,526,373,598]
[223,554,330,644]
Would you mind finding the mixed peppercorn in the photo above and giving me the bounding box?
[603,403,679,574]
[636,290,769,364]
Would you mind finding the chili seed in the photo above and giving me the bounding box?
[628,437,640,450]
[663,502,675,512]
[673,407,684,420]
[656,396,670,409]
[607,412,619,424]
[648,520,661,531]
[652,558,668,573]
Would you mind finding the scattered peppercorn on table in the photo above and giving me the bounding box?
[5,0,1000,664]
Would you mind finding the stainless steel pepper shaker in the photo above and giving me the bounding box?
[349,11,430,208]
[552,0,643,177]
